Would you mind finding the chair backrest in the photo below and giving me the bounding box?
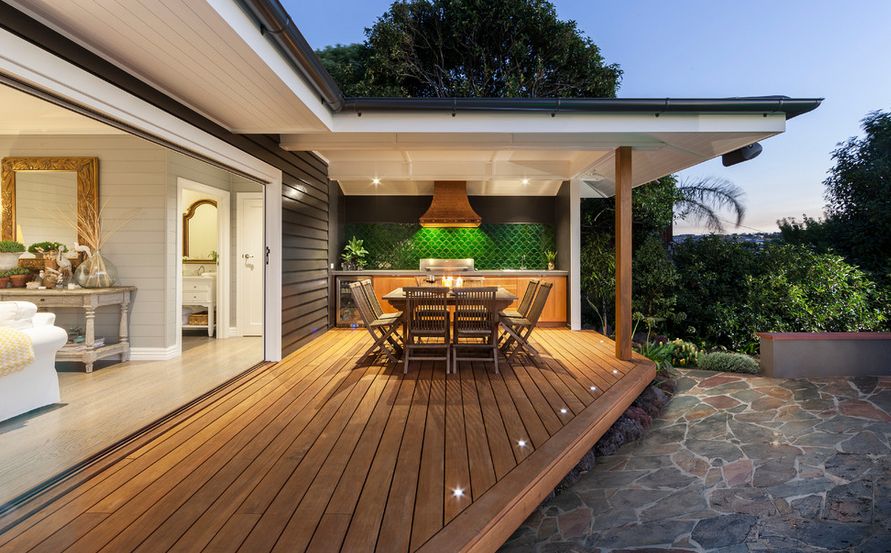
[360,279,386,318]
[517,279,540,317]
[349,280,377,326]
[453,286,498,332]
[404,286,449,334]
[525,281,553,325]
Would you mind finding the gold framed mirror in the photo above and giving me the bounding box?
[1,156,99,246]
[183,199,218,263]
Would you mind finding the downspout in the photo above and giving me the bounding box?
[237,0,344,111]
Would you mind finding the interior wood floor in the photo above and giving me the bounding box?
[0,329,655,553]
[0,336,263,505]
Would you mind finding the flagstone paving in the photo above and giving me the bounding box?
[501,370,891,552]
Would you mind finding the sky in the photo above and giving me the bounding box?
[287,0,891,234]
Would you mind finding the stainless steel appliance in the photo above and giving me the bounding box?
[419,258,475,273]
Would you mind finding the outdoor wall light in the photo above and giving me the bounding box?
[722,142,762,167]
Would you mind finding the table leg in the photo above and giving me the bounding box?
[120,297,131,362]
[85,306,96,373]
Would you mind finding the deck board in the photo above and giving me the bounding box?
[0,328,655,553]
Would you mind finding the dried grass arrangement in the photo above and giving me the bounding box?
[56,202,139,288]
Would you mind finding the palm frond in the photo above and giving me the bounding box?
[676,177,746,233]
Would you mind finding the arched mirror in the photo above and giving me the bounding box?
[183,199,218,263]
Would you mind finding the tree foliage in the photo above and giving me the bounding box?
[316,0,622,98]
[779,110,891,276]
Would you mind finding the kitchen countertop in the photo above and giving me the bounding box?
[331,269,568,276]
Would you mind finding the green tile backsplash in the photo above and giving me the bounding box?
[343,223,556,270]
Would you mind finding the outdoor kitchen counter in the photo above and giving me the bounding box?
[333,270,568,325]
[330,269,568,276]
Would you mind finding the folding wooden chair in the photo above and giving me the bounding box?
[403,286,450,374]
[350,280,402,363]
[361,279,401,321]
[499,281,552,363]
[500,278,539,319]
[451,287,499,374]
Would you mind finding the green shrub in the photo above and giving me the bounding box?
[669,339,699,368]
[698,351,760,374]
[0,240,25,253]
[636,340,674,372]
[4,267,32,276]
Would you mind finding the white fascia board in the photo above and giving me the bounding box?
[329,111,786,135]
[0,28,280,184]
[205,0,333,130]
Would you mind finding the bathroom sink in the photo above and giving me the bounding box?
[199,272,217,278]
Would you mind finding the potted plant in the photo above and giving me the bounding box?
[545,250,557,271]
[6,267,33,288]
[28,241,68,259]
[0,240,25,271]
[340,236,368,270]
[0,272,9,289]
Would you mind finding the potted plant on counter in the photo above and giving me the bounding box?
[5,267,33,288]
[28,241,68,259]
[341,236,369,270]
[0,240,25,271]
[545,250,557,271]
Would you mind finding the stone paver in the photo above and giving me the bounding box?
[501,371,891,552]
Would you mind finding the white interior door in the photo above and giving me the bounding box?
[237,193,265,336]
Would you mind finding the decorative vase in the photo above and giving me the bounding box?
[0,252,21,271]
[74,251,118,288]
[547,262,555,271]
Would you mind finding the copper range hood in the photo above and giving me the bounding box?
[419,181,481,228]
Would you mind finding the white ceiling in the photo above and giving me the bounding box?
[7,0,330,133]
[0,84,121,135]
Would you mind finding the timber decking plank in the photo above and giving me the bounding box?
[459,363,497,500]
[376,363,433,553]
[482,368,536,462]
[471,362,517,480]
[443,364,471,524]
[409,364,446,551]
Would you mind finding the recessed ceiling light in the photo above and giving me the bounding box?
[452,488,465,498]
[521,178,530,185]
[371,177,381,185]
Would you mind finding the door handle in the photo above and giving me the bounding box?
[242,253,254,259]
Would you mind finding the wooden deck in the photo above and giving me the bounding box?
[0,328,655,553]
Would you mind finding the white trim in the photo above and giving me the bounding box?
[236,192,265,337]
[177,178,231,352]
[264,180,283,361]
[569,178,582,331]
[130,345,180,361]
[228,326,241,337]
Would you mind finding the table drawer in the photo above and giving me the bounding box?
[22,295,84,307]
[184,291,211,303]
[184,282,212,292]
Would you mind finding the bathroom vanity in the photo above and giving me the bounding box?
[182,275,215,336]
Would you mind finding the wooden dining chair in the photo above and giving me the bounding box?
[403,286,450,374]
[452,287,499,374]
[499,281,552,363]
[350,280,402,364]
[500,278,539,319]
[361,279,401,321]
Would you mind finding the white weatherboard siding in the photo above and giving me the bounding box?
[0,134,260,354]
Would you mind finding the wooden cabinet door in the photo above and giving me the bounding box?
[372,276,417,313]
[537,276,567,324]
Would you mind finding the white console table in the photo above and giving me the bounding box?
[0,286,135,373]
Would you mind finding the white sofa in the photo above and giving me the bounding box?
[0,301,68,423]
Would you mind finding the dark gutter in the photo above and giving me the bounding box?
[341,96,823,119]
[237,0,344,111]
[238,0,821,121]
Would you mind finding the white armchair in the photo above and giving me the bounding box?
[0,301,68,423]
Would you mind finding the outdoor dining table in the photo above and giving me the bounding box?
[383,286,517,314]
